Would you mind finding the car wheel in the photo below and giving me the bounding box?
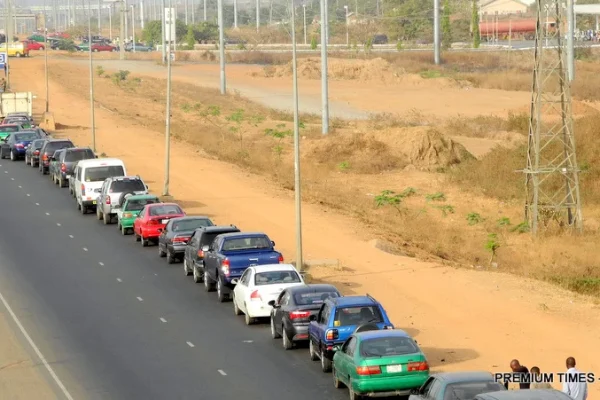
[158,244,166,257]
[103,212,110,225]
[270,317,281,339]
[59,177,64,187]
[332,365,345,389]
[204,273,216,292]
[244,307,254,325]
[348,380,361,400]
[134,232,141,242]
[216,278,228,302]
[96,207,102,220]
[321,349,332,372]
[233,294,242,315]
[309,340,319,361]
[166,248,176,264]
[192,265,203,283]
[10,150,15,161]
[183,258,191,276]
[282,328,293,350]
[80,204,87,214]
[121,225,128,235]
[141,236,148,247]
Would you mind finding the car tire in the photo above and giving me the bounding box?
[270,317,281,339]
[141,236,148,247]
[96,207,102,220]
[348,380,361,400]
[158,245,166,257]
[103,212,110,225]
[192,265,203,283]
[134,232,141,242]
[80,204,87,214]
[59,177,64,187]
[204,273,216,292]
[10,150,16,161]
[121,225,128,235]
[309,340,319,361]
[244,307,254,325]
[282,328,293,350]
[233,294,242,315]
[332,365,345,389]
[321,349,332,372]
[166,248,176,264]
[216,278,228,302]
[183,259,191,276]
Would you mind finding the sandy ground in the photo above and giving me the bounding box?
[7,55,600,394]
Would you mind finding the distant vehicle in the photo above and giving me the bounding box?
[0,124,21,141]
[270,284,342,349]
[0,130,42,160]
[52,147,96,187]
[183,225,240,283]
[157,216,214,263]
[202,232,284,302]
[0,42,29,57]
[72,158,127,214]
[48,149,67,182]
[133,203,186,247]
[25,138,45,167]
[0,92,34,119]
[116,194,161,235]
[308,294,394,372]
[78,43,117,52]
[372,34,388,44]
[38,139,74,174]
[332,329,430,398]
[125,42,153,52]
[2,116,31,127]
[96,175,149,224]
[409,372,506,400]
[28,34,45,43]
[23,40,45,51]
[233,264,305,325]
[5,112,33,123]
[474,389,573,400]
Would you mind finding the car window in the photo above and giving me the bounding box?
[84,165,125,182]
[0,126,19,132]
[239,269,251,285]
[428,380,443,399]
[200,232,227,247]
[221,236,271,251]
[45,141,73,152]
[254,271,301,286]
[124,198,159,211]
[139,207,146,218]
[64,149,94,162]
[346,337,357,356]
[280,291,290,306]
[319,304,331,324]
[420,377,435,395]
[52,150,63,158]
[359,336,419,357]
[14,132,40,141]
[443,382,505,400]
[32,140,45,149]
[172,218,213,232]
[148,204,183,216]
[333,306,383,327]
[293,290,340,306]
[110,179,145,192]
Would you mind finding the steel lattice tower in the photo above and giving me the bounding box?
[524,0,583,235]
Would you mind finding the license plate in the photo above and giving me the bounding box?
[66,175,71,178]
[161,219,169,224]
[386,365,403,373]
[92,201,97,205]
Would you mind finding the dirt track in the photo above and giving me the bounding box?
[6,54,600,394]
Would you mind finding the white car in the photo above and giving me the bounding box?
[232,264,305,325]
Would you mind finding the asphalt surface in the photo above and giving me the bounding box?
[0,160,348,400]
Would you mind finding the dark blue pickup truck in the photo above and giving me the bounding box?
[202,232,284,302]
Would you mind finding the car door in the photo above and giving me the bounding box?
[409,376,436,400]
[98,180,109,211]
[159,220,171,250]
[203,237,219,278]
[337,336,357,384]
[234,269,251,312]
[135,206,146,235]
[272,290,288,327]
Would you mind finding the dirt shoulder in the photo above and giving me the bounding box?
[13,56,600,395]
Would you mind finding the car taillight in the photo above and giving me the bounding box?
[34,150,39,155]
[147,219,158,225]
[15,143,23,148]
[123,213,132,218]
[106,196,111,205]
[325,329,338,340]
[250,290,262,301]
[278,255,284,263]
[407,362,429,372]
[197,250,204,258]
[61,163,66,172]
[221,259,230,276]
[42,154,48,161]
[173,236,189,243]
[356,366,381,376]
[81,184,85,196]
[289,311,311,320]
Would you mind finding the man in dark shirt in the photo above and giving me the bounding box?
[504,359,531,389]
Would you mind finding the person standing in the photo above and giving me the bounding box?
[562,357,588,400]
[530,366,553,389]
[504,359,531,390]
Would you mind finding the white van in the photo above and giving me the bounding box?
[72,158,127,214]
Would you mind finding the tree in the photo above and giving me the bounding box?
[143,20,162,45]
[185,25,196,49]
[442,0,452,50]
[471,0,480,48]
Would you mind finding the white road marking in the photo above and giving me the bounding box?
[98,262,104,266]
[68,235,74,239]
[18,185,21,188]
[45,212,50,216]
[136,297,143,302]
[3,171,7,173]
[116,278,122,283]
[159,317,167,323]
[243,340,253,343]
[154,273,158,276]
[56,223,61,226]
[83,248,88,252]
[186,341,195,348]
[35,203,39,206]
[218,370,227,376]
[10,177,14,181]
[26,194,30,196]
[0,290,75,400]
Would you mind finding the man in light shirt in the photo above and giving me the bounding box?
[562,357,588,400]
[530,366,553,389]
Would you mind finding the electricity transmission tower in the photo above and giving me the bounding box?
[524,0,583,235]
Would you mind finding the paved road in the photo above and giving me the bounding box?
[0,160,347,400]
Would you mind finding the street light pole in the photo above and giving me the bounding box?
[203,0,206,21]
[5,0,11,89]
[256,0,260,32]
[131,4,136,52]
[217,0,226,94]
[119,0,125,60]
[109,4,112,40]
[290,1,303,273]
[161,0,166,63]
[344,5,348,46]
[88,0,96,152]
[163,0,172,196]
[303,4,306,45]
[45,27,49,112]
[320,0,329,134]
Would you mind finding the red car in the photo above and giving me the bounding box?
[134,203,186,247]
[92,43,117,52]
[23,40,45,51]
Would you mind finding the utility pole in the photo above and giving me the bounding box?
[203,0,206,21]
[290,2,304,272]
[163,0,173,196]
[119,0,125,60]
[5,0,10,90]
[44,26,49,112]
[140,1,145,28]
[234,0,238,28]
[524,0,582,234]
[320,0,329,134]
[191,0,195,23]
[185,0,188,24]
[256,0,260,32]
[303,4,306,45]
[217,0,225,94]
[109,4,112,40]
[344,5,348,46]
[88,0,96,152]
[161,0,166,63]
[433,0,440,64]
[566,0,574,81]
[98,0,101,33]
[131,4,135,51]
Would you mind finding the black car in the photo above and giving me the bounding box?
[269,284,342,349]
[182,225,240,282]
[25,138,45,167]
[38,139,74,174]
[52,147,95,187]
[157,216,215,264]
[0,130,42,160]
[48,149,66,183]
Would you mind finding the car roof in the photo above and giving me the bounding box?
[431,371,496,383]
[329,295,378,307]
[288,284,339,293]
[354,329,411,340]
[476,390,571,400]
[125,194,159,200]
[146,202,179,207]
[108,175,142,181]
[77,158,124,167]
[65,147,93,151]
[218,232,269,239]
[0,124,21,128]
[168,216,211,223]
[252,263,297,273]
[42,138,72,144]
[196,225,239,234]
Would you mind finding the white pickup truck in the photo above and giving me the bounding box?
[0,92,34,119]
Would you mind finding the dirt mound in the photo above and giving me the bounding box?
[262,57,393,80]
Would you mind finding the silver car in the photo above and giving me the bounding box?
[96,175,148,224]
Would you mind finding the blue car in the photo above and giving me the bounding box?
[0,130,42,161]
[308,294,394,372]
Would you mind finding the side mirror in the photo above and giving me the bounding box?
[410,389,420,395]
[157,228,162,232]
[230,278,239,284]
[145,184,149,190]
[271,241,275,247]
[332,345,341,352]
[95,155,98,158]
[309,315,317,321]
[201,245,210,252]
[268,300,276,307]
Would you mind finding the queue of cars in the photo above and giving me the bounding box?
[1,114,571,400]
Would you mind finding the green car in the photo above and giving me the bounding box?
[332,330,429,399]
[0,125,21,141]
[116,194,161,235]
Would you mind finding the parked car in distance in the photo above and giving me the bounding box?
[54,147,96,187]
[233,264,305,325]
[474,390,573,400]
[308,295,395,373]
[23,40,45,51]
[183,225,240,283]
[409,372,506,400]
[202,232,284,302]
[91,43,116,52]
[3,116,31,128]
[73,158,127,214]
[125,42,153,52]
[116,194,161,235]
[270,284,342,349]
[25,138,45,166]
[38,139,74,174]
[0,124,21,141]
[96,176,148,224]
[0,130,41,160]
[48,149,66,182]
[332,329,430,399]
[157,216,214,263]
[133,203,186,247]
[4,112,33,123]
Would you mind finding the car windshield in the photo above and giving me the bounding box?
[64,149,94,161]
[293,290,340,305]
[110,179,146,192]
[334,306,384,326]
[0,126,19,132]
[172,218,213,232]
[45,141,73,153]
[53,150,64,158]
[14,132,40,141]
[254,271,301,286]
[443,382,505,400]
[222,236,271,251]
[125,198,159,211]
[359,336,420,357]
[31,140,45,149]
[84,166,125,182]
[149,205,183,216]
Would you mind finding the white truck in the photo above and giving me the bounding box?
[0,92,34,118]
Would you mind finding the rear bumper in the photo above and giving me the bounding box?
[82,200,97,207]
[246,301,274,318]
[141,228,162,238]
[168,243,187,254]
[353,374,428,396]
[120,218,135,228]
[286,324,310,341]
[13,148,26,155]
